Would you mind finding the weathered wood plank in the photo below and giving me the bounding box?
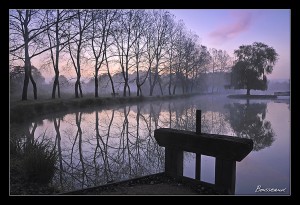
[196,110,201,134]
[154,128,253,161]
[215,158,236,195]
[165,147,183,178]
[195,153,201,180]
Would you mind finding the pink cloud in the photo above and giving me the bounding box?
[209,11,253,45]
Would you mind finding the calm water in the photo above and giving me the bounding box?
[11,95,290,195]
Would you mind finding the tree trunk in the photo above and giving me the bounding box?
[173,83,177,95]
[55,11,60,99]
[49,10,61,99]
[127,83,131,96]
[149,69,153,96]
[29,63,37,100]
[22,63,30,101]
[168,71,172,95]
[57,81,60,98]
[150,85,154,96]
[95,71,98,98]
[137,86,142,96]
[247,88,250,96]
[123,82,127,97]
[79,82,83,98]
[30,79,37,100]
[22,13,30,101]
[105,52,115,96]
[158,78,164,96]
[137,86,140,96]
[75,80,79,98]
[52,73,59,99]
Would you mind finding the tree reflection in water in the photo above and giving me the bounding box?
[224,102,275,151]
[13,97,277,192]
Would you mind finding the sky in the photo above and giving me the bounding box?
[168,9,290,80]
[33,9,290,83]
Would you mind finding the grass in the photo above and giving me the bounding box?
[10,133,58,186]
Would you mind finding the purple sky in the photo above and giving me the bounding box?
[169,9,290,80]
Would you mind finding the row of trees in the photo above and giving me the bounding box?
[10,9,234,100]
[9,9,278,100]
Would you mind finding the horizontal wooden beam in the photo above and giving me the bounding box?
[154,128,253,161]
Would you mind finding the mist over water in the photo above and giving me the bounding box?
[11,95,290,195]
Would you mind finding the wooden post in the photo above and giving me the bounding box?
[165,147,183,177]
[196,110,201,134]
[215,158,236,194]
[195,153,201,180]
[195,110,201,180]
[154,112,253,195]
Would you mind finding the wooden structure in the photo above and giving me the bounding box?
[154,110,253,194]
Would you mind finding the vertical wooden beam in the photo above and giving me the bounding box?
[165,147,183,177]
[195,153,201,180]
[215,158,236,194]
[195,110,201,180]
[196,110,201,134]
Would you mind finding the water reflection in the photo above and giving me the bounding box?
[11,96,289,194]
[224,102,275,151]
[49,105,169,192]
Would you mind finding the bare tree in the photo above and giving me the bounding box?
[88,10,118,97]
[112,10,144,97]
[46,9,75,99]
[181,32,199,94]
[10,10,55,100]
[209,48,220,93]
[172,20,186,95]
[147,10,171,96]
[131,10,148,96]
[190,45,211,92]
[165,15,178,95]
[66,9,92,98]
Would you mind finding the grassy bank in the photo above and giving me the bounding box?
[10,93,203,123]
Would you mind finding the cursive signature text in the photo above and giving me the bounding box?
[255,185,286,193]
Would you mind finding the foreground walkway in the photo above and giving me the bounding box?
[61,173,221,195]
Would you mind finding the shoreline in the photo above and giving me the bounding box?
[10,93,206,123]
[227,94,278,99]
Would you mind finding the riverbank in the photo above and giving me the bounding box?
[10,93,205,123]
[227,94,277,99]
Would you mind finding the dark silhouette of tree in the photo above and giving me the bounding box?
[224,102,275,151]
[10,9,242,99]
[9,9,70,100]
[46,10,74,99]
[231,42,278,95]
[67,10,92,98]
[132,10,149,97]
[147,10,172,96]
[53,118,64,190]
[89,10,118,98]
[112,10,144,97]
[10,10,46,100]
[10,66,46,96]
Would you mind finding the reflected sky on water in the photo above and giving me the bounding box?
[12,95,290,195]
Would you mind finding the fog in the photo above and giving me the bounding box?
[10,68,290,102]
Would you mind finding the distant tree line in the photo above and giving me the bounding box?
[10,9,276,100]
